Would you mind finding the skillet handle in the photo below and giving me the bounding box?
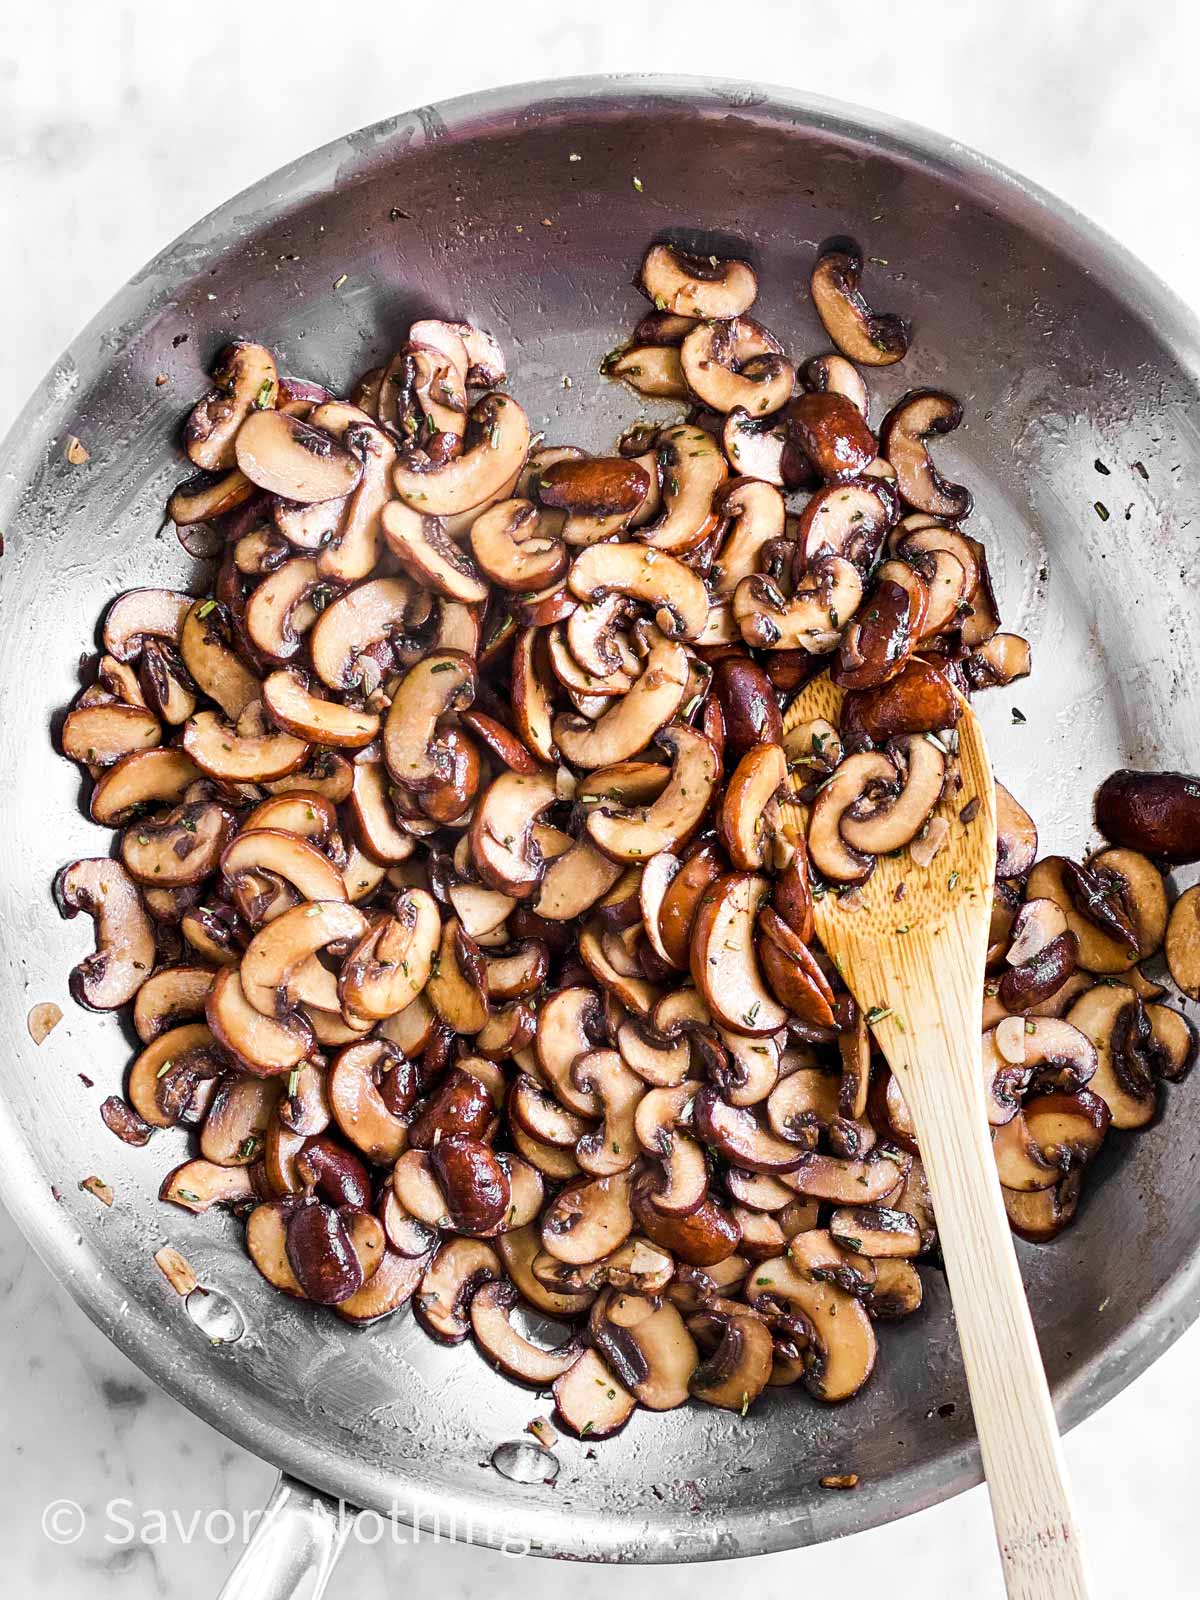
[216,1474,351,1600]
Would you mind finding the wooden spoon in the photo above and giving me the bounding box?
[782,672,1090,1600]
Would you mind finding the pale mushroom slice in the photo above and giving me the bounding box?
[240,900,368,1019]
[162,1159,258,1214]
[640,243,757,320]
[128,1022,225,1129]
[62,702,162,768]
[133,964,216,1042]
[184,342,278,470]
[840,735,946,856]
[382,650,477,791]
[749,1251,877,1401]
[680,318,795,416]
[554,633,689,770]
[734,557,864,653]
[121,798,235,888]
[308,576,414,692]
[690,873,788,1037]
[90,746,203,827]
[392,393,530,516]
[1166,884,1200,1000]
[607,344,688,399]
[335,1247,428,1325]
[167,466,256,526]
[235,409,363,503]
[182,709,309,783]
[55,858,156,1010]
[803,352,870,416]
[567,540,709,641]
[636,425,727,553]
[180,600,262,722]
[103,588,195,662]
[553,1347,637,1438]
[416,1237,504,1343]
[470,499,568,592]
[710,478,786,597]
[586,726,720,862]
[589,1289,699,1411]
[470,1280,582,1383]
[261,668,379,749]
[809,239,910,367]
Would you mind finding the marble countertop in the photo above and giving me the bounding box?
[4,5,1199,1596]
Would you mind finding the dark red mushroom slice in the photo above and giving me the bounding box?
[781,392,877,484]
[839,656,961,746]
[1094,769,1200,864]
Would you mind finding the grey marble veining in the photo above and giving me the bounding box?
[3,4,1199,1596]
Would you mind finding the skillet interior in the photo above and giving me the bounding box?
[0,77,1197,1560]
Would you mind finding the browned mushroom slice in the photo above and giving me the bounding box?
[998,900,1079,1011]
[55,858,155,1010]
[334,1245,428,1325]
[782,1148,910,1204]
[734,557,863,654]
[464,766,556,898]
[540,1170,635,1265]
[167,467,256,526]
[680,317,794,416]
[1002,1173,1083,1244]
[636,425,727,553]
[89,747,203,828]
[555,634,690,772]
[205,965,312,1077]
[607,344,688,399]
[467,1278,582,1383]
[127,1022,225,1129]
[240,900,367,1018]
[258,668,379,750]
[235,409,362,503]
[766,1065,839,1146]
[806,750,895,883]
[495,1225,595,1318]
[553,1347,637,1438]
[120,797,234,889]
[308,576,413,691]
[781,391,877,486]
[392,393,530,516]
[136,639,196,725]
[880,390,972,519]
[757,910,837,1030]
[1025,856,1141,974]
[585,726,719,864]
[640,243,757,319]
[718,742,787,872]
[246,1201,307,1297]
[1022,1088,1110,1175]
[62,702,162,767]
[1094,769,1200,864]
[840,734,945,855]
[564,1050,639,1178]
[1166,885,1200,999]
[981,1014,1097,1125]
[829,1205,922,1259]
[382,649,476,791]
[693,1089,807,1175]
[103,588,195,663]
[469,498,568,592]
[810,239,909,367]
[749,1253,877,1401]
[589,1289,698,1411]
[133,964,215,1042]
[423,917,488,1034]
[690,873,787,1036]
[1067,985,1160,1128]
[567,540,709,641]
[481,938,548,1002]
[221,827,347,904]
[803,352,870,416]
[994,782,1038,879]
[184,342,278,470]
[339,897,439,1025]
[721,409,788,484]
[200,1073,282,1166]
[863,1258,924,1319]
[686,1303,774,1411]
[379,499,488,603]
[325,1039,412,1162]
[538,455,651,546]
[795,480,896,576]
[179,599,262,721]
[182,709,308,783]
[416,1236,503,1342]
[578,923,660,1016]
[162,1158,258,1213]
[285,1201,367,1305]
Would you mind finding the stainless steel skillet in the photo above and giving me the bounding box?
[1,74,1198,1598]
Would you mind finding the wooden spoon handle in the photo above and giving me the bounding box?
[904,1060,1092,1599]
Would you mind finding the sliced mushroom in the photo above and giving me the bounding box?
[640,243,757,319]
[782,1148,910,1204]
[810,239,909,367]
[1094,769,1200,865]
[340,895,441,1023]
[221,827,347,905]
[540,1170,635,1265]
[206,966,312,1076]
[554,632,690,769]
[1067,986,1159,1129]
[680,317,794,416]
[120,798,234,889]
[749,1253,877,1401]
[392,393,530,516]
[240,900,367,1018]
[62,701,162,768]
[261,668,379,749]
[128,1023,224,1129]
[995,782,1039,879]
[180,600,262,722]
[1025,856,1142,974]
[607,344,688,399]
[414,1237,503,1342]
[309,576,413,691]
[806,750,896,883]
[553,1347,637,1438]
[757,909,837,1029]
[162,1158,258,1213]
[182,709,308,783]
[880,390,972,519]
[1166,885,1200,1000]
[586,727,719,863]
[568,541,709,641]
[839,656,961,746]
[382,650,476,791]
[718,742,787,872]
[636,425,727,553]
[840,735,945,855]
[734,557,863,654]
[184,342,278,471]
[795,479,896,576]
[589,1289,698,1411]
[103,588,194,664]
[55,858,156,1010]
[691,873,787,1036]
[89,747,203,828]
[235,409,362,503]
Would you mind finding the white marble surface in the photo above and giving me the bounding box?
[3,4,1200,1595]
